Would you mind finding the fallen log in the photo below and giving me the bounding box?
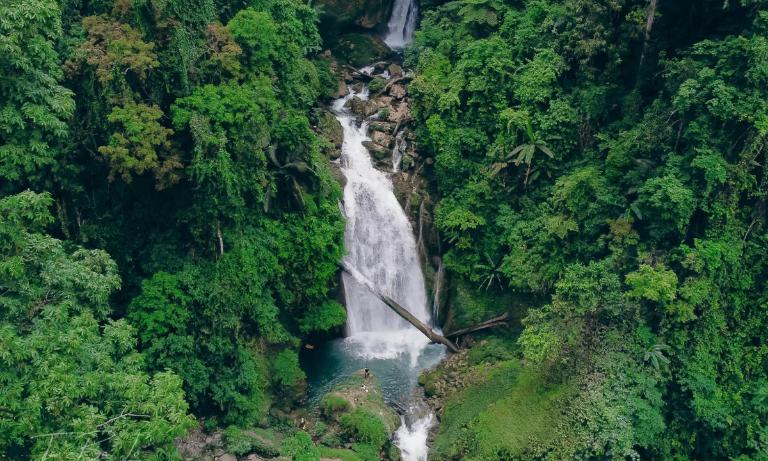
[444,312,510,338]
[341,261,460,353]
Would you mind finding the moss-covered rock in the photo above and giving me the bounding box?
[315,371,400,461]
[317,110,344,160]
[329,34,393,68]
[316,0,394,32]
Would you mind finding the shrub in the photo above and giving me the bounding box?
[271,349,306,389]
[468,336,516,365]
[352,443,380,461]
[339,408,389,449]
[282,431,319,461]
[320,394,351,417]
[223,426,280,457]
[368,76,387,94]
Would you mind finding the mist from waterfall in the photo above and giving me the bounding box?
[384,0,418,49]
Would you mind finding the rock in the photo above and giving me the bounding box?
[388,83,407,99]
[371,130,394,148]
[369,121,396,133]
[317,110,343,160]
[329,33,393,67]
[388,101,411,122]
[333,80,349,98]
[362,140,391,160]
[387,63,403,78]
[345,96,379,117]
[215,455,236,461]
[330,161,347,188]
[315,0,394,31]
[318,370,400,435]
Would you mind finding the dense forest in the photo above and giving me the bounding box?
[1,0,767,460]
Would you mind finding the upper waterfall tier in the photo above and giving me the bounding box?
[384,0,418,49]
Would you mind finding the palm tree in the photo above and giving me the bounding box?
[263,145,315,212]
[490,120,556,186]
[644,343,670,370]
[474,252,504,290]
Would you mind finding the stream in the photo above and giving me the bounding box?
[302,3,445,459]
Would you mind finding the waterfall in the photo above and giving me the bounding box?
[392,129,406,172]
[332,73,439,461]
[383,0,418,49]
[333,89,432,366]
[394,410,434,461]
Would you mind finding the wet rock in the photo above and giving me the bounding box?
[371,130,394,148]
[362,140,391,160]
[330,162,347,188]
[369,121,396,133]
[388,83,407,99]
[345,96,379,117]
[333,80,349,99]
[317,110,344,160]
[387,63,403,78]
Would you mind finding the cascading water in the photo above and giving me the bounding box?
[333,89,432,366]
[391,130,406,173]
[329,76,440,460]
[383,0,418,49]
[304,5,440,460]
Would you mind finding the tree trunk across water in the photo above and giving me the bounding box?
[341,261,460,353]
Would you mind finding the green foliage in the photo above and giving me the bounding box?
[282,431,320,461]
[367,76,387,93]
[299,300,347,333]
[271,348,306,391]
[98,101,180,188]
[0,0,74,190]
[625,263,678,304]
[320,394,352,417]
[223,426,280,457]
[0,192,193,459]
[413,0,768,458]
[319,447,363,461]
[339,408,389,450]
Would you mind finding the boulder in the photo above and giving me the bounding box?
[333,80,349,99]
[388,101,411,122]
[345,96,379,117]
[388,83,407,99]
[362,140,391,160]
[371,130,394,148]
[387,63,403,78]
[315,0,394,31]
[369,121,396,133]
[317,110,344,160]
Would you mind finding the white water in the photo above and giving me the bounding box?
[392,129,406,172]
[333,88,432,366]
[383,0,418,49]
[394,411,434,461]
[332,71,438,460]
